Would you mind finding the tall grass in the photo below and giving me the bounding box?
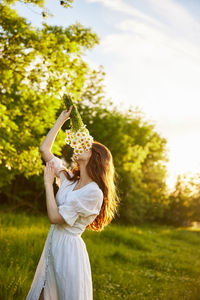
[1,212,200,299]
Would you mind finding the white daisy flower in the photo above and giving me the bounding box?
[74,148,80,154]
[85,141,92,148]
[71,139,79,148]
[81,131,87,137]
[65,129,71,135]
[86,136,93,142]
[65,138,71,144]
[78,144,84,150]
[81,142,87,148]
[65,130,72,138]
[79,148,84,154]
[75,130,82,138]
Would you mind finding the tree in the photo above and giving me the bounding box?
[0,1,100,189]
[163,173,200,226]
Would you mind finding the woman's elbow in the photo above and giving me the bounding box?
[50,214,66,225]
[39,146,45,153]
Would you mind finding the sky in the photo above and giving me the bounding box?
[12,0,200,191]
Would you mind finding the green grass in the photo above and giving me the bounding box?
[1,212,200,300]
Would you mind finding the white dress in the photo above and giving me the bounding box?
[26,155,104,300]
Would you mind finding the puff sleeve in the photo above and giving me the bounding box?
[48,155,65,177]
[58,187,104,227]
[48,154,73,179]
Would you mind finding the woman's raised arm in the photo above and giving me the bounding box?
[39,106,73,160]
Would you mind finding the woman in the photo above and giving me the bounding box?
[26,106,120,300]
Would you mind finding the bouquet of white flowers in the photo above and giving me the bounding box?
[63,94,94,161]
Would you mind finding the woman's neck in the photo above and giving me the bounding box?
[78,162,93,184]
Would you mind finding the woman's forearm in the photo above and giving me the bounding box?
[39,116,65,151]
[44,182,61,223]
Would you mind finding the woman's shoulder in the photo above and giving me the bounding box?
[84,182,104,197]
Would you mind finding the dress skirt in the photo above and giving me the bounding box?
[26,224,93,300]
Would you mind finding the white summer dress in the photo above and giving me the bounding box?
[26,154,104,300]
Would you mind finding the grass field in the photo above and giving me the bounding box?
[0,211,200,300]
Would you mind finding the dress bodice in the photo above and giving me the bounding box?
[49,155,104,236]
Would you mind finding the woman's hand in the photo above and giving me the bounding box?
[43,161,56,186]
[59,105,73,122]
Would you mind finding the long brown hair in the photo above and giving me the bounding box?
[62,141,120,232]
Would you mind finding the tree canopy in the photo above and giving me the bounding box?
[0,0,99,187]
